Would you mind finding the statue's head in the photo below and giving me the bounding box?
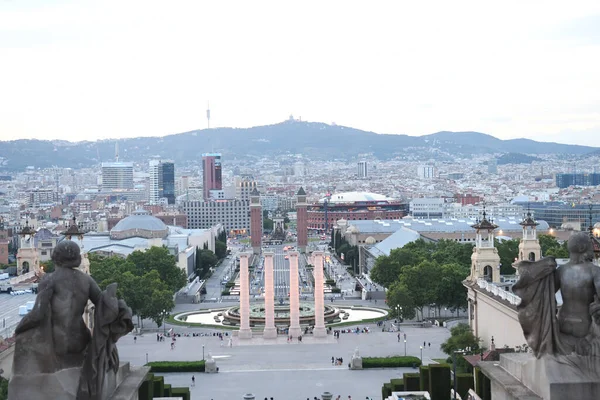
[51,240,82,269]
[568,232,593,257]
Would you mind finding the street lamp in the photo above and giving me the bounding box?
[202,345,205,361]
[453,349,468,400]
[162,309,167,335]
[420,346,423,364]
[404,339,407,356]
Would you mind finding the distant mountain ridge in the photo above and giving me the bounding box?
[0,120,597,170]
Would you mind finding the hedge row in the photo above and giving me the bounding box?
[428,364,451,400]
[146,361,206,372]
[362,356,421,368]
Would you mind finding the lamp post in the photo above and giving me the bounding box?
[162,309,167,335]
[202,345,205,361]
[420,346,423,364]
[404,339,407,356]
[453,349,467,400]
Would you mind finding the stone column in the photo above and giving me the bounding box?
[288,251,302,337]
[263,252,277,339]
[312,251,327,337]
[238,253,252,339]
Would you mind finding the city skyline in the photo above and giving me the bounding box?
[1,1,600,146]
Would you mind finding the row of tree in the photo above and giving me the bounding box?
[196,231,228,278]
[330,229,359,269]
[90,246,186,328]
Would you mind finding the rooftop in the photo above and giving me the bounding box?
[319,191,394,204]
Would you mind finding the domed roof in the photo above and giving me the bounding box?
[320,191,394,204]
[111,209,168,236]
[365,236,376,245]
[346,225,359,234]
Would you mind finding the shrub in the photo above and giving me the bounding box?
[146,361,206,372]
[381,383,392,399]
[221,290,230,295]
[225,282,235,288]
[325,279,336,286]
[152,376,164,396]
[171,387,191,400]
[456,373,474,399]
[428,363,451,400]
[403,372,420,391]
[390,378,404,391]
[138,374,154,400]
[362,356,421,369]
[419,365,430,391]
[163,384,172,397]
[331,287,341,293]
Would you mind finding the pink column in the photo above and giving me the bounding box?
[238,253,252,339]
[312,251,327,337]
[263,252,277,339]
[288,251,302,337]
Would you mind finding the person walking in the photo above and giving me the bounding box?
[428,342,431,348]
[331,356,335,365]
[191,375,195,387]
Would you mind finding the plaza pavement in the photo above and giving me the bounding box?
[118,324,451,400]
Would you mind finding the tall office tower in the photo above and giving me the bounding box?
[357,161,368,179]
[417,165,435,179]
[235,175,257,201]
[296,187,308,253]
[101,162,134,190]
[202,153,222,200]
[250,188,262,254]
[149,160,176,204]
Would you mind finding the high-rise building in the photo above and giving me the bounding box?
[101,162,134,190]
[235,176,257,201]
[181,200,248,233]
[555,173,600,188]
[149,160,175,205]
[357,161,368,179]
[202,153,222,200]
[417,165,435,179]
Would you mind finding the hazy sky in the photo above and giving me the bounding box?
[1,1,600,146]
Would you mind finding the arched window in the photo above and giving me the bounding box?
[22,261,30,273]
[483,265,493,282]
[528,252,536,261]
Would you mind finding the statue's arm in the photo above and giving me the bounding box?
[594,268,600,297]
[15,279,54,334]
[88,276,102,305]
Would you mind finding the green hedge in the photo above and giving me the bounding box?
[146,361,206,372]
[163,384,172,397]
[138,373,154,400]
[403,372,421,391]
[152,375,164,396]
[382,383,392,399]
[428,364,451,400]
[419,365,430,391]
[456,373,474,400]
[362,356,421,368]
[221,290,230,295]
[225,282,235,288]
[171,387,191,400]
[476,367,491,400]
[390,378,404,391]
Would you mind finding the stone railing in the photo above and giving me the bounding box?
[477,279,521,306]
[9,271,36,285]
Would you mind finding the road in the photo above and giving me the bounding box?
[255,244,311,301]
[0,292,36,338]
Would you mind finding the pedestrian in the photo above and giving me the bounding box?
[191,375,195,387]
[423,341,426,347]
[397,333,400,342]
[428,342,431,348]
[134,336,137,344]
[332,356,334,365]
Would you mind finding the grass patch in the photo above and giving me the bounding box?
[146,361,205,372]
[362,356,421,369]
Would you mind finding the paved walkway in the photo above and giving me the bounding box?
[118,324,451,399]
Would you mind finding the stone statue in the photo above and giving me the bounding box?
[513,232,600,358]
[9,240,133,400]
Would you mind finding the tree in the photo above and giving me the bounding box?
[437,263,469,313]
[370,254,404,288]
[263,217,273,231]
[196,249,218,276]
[137,270,175,327]
[495,238,519,274]
[440,323,480,355]
[399,260,443,320]
[127,246,186,292]
[41,260,55,273]
[386,282,416,320]
[0,376,8,400]
[215,240,227,259]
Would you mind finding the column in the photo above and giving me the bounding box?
[288,251,302,337]
[312,251,327,337]
[263,252,277,339]
[238,253,252,339]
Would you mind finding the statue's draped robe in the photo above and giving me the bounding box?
[77,283,133,400]
[513,258,569,358]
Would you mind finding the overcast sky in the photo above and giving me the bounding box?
[1,1,600,146]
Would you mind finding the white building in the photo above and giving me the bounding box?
[409,198,446,218]
[101,162,134,190]
[181,199,250,234]
[417,165,435,179]
[357,161,368,179]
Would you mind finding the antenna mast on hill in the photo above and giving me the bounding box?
[207,101,211,129]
